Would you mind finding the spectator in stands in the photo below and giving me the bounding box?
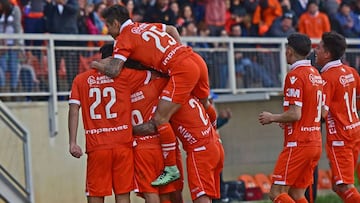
[78,0,98,36]
[169,1,181,27]
[298,0,330,39]
[280,0,298,27]
[132,6,145,22]
[291,0,308,18]
[242,0,259,16]
[143,0,176,25]
[176,3,194,29]
[320,0,339,17]
[44,0,80,91]
[204,0,226,36]
[0,0,23,93]
[252,0,283,36]
[93,2,107,34]
[124,0,135,18]
[266,11,296,37]
[22,0,45,60]
[230,24,274,88]
[225,6,247,34]
[335,2,360,38]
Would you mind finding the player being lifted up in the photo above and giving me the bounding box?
[91,5,217,186]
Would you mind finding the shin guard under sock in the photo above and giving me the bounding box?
[157,123,176,166]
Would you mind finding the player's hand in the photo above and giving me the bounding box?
[219,108,232,119]
[69,143,83,158]
[258,111,273,125]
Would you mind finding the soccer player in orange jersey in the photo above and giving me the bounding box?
[315,31,360,203]
[258,33,323,203]
[99,42,223,202]
[68,60,149,203]
[90,5,217,186]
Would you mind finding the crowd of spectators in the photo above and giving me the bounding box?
[16,0,360,47]
[2,0,360,98]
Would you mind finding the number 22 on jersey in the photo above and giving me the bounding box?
[89,87,117,120]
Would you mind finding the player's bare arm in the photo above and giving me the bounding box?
[91,57,124,78]
[68,104,83,158]
[133,119,157,135]
[166,25,181,43]
[259,105,301,125]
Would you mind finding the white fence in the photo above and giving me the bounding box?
[0,34,360,136]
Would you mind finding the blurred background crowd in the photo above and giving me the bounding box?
[2,0,360,101]
[14,0,360,40]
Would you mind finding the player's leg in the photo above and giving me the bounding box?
[87,196,104,203]
[326,140,360,202]
[113,147,134,203]
[151,99,181,186]
[193,195,211,203]
[334,184,360,203]
[191,53,217,127]
[269,184,294,203]
[86,150,113,203]
[143,193,161,203]
[115,193,130,203]
[288,188,308,203]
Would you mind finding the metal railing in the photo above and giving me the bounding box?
[0,100,34,203]
[0,34,359,136]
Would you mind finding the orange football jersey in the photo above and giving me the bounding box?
[113,20,193,74]
[321,60,360,141]
[69,69,147,152]
[283,60,323,146]
[131,72,167,147]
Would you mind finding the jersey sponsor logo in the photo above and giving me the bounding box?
[339,73,355,86]
[289,76,297,84]
[131,91,145,103]
[162,45,186,66]
[131,23,149,35]
[286,88,300,98]
[87,75,114,86]
[177,125,197,145]
[344,121,360,130]
[85,125,129,135]
[309,74,323,85]
[201,125,212,136]
[136,134,159,141]
[301,126,321,132]
[327,114,337,134]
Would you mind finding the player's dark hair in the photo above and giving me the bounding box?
[99,43,114,59]
[101,4,130,25]
[287,33,311,57]
[99,43,152,71]
[321,31,346,61]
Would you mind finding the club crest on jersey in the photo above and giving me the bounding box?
[309,74,323,85]
[289,76,297,84]
[339,74,355,86]
[87,76,97,85]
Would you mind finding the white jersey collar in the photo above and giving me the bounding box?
[290,60,311,70]
[120,19,134,33]
[320,60,342,73]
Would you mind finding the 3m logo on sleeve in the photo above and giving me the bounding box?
[289,76,298,84]
[286,88,300,98]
